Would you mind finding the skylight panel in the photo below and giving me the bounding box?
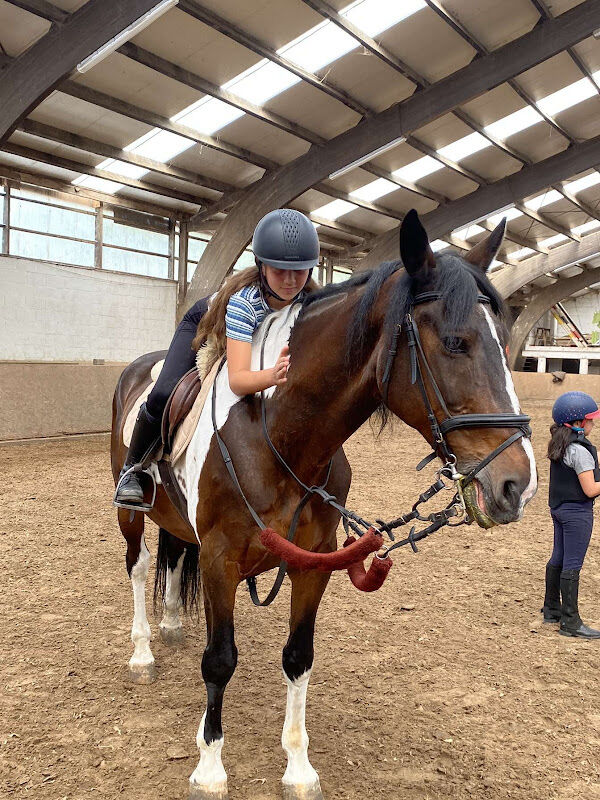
[281,20,357,73]
[488,259,503,272]
[453,223,485,240]
[350,177,398,202]
[572,219,600,236]
[72,175,123,194]
[525,189,562,210]
[430,239,449,252]
[537,78,596,116]
[565,173,600,194]
[539,233,568,248]
[96,158,148,180]
[230,59,300,105]
[511,247,535,260]
[486,207,523,226]
[393,155,442,182]
[174,97,244,135]
[342,0,426,38]
[128,130,193,162]
[313,199,357,220]
[484,106,542,140]
[437,132,489,162]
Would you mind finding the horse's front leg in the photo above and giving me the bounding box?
[189,552,239,800]
[282,569,330,800]
[119,509,156,684]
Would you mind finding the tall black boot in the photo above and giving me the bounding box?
[541,563,562,623]
[559,569,600,639]
[114,403,162,508]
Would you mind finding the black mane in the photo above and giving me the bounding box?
[301,251,505,373]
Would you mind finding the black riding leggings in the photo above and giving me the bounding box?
[145,297,209,422]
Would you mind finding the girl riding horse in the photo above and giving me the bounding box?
[114,209,320,508]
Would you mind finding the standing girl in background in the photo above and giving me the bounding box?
[544,391,600,638]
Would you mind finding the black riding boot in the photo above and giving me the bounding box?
[559,569,600,639]
[114,403,162,507]
[541,563,562,623]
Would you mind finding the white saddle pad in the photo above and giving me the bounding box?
[121,304,301,539]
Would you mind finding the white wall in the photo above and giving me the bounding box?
[0,255,177,362]
[561,290,600,336]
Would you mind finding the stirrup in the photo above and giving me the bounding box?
[113,464,157,512]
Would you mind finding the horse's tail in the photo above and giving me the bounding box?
[154,528,200,615]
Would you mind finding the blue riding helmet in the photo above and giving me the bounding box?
[552,391,600,426]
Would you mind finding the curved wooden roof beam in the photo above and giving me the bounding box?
[0,0,169,142]
[184,1,600,306]
[357,133,600,272]
[508,267,600,369]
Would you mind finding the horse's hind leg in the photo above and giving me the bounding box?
[281,570,330,800]
[119,509,156,685]
[189,552,239,800]
[155,529,199,646]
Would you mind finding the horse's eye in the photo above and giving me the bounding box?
[442,336,468,354]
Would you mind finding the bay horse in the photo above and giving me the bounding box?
[111,210,537,800]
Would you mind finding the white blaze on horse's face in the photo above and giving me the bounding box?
[482,307,537,515]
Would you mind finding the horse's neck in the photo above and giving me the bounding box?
[267,290,380,476]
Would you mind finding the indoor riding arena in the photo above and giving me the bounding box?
[5,2,600,800]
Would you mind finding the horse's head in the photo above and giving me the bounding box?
[376,210,537,527]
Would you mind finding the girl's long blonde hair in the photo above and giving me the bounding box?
[192,264,319,374]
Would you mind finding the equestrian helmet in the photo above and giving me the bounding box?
[252,209,320,270]
[552,391,600,425]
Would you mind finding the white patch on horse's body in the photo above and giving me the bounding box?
[281,669,321,793]
[183,303,302,535]
[189,712,228,798]
[482,307,537,511]
[128,538,155,675]
[159,551,184,636]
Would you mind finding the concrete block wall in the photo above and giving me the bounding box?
[0,255,177,362]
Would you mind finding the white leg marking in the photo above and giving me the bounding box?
[282,669,321,792]
[159,551,184,635]
[129,539,154,671]
[189,711,228,797]
[482,307,538,513]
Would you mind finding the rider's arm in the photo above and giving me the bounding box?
[226,338,289,395]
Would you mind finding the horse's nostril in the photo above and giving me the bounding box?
[502,479,518,506]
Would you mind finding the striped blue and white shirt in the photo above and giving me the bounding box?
[225,284,271,343]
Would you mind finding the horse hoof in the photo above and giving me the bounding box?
[159,625,185,646]
[188,783,228,800]
[127,662,156,684]
[282,781,323,800]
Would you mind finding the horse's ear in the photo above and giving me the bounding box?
[465,217,506,271]
[400,209,435,276]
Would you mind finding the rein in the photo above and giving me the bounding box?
[212,292,532,605]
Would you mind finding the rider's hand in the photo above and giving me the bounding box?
[271,345,290,386]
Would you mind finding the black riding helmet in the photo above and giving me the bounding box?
[252,209,320,302]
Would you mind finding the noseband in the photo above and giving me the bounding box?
[381,292,531,488]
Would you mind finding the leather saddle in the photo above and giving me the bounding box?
[156,368,202,536]
[161,367,202,455]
